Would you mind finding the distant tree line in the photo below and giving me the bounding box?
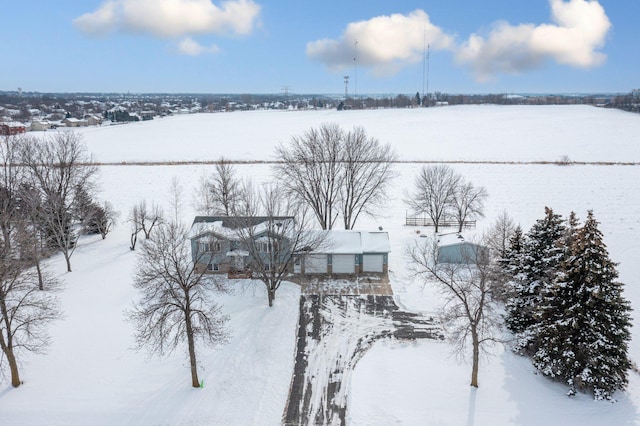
[3,90,639,122]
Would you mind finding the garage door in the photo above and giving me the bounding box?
[305,254,327,274]
[332,254,355,274]
[362,254,384,273]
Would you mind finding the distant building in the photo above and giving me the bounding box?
[437,233,489,264]
[30,120,51,131]
[84,114,103,126]
[63,117,88,127]
[0,122,26,136]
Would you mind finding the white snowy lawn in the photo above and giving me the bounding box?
[1,106,640,425]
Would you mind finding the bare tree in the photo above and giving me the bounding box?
[14,182,50,290]
[84,201,118,239]
[195,157,242,216]
[0,135,25,256]
[232,182,323,307]
[450,181,488,232]
[408,237,501,387]
[340,126,396,229]
[485,211,516,261]
[168,176,183,224]
[406,165,461,232]
[484,211,517,300]
[129,199,164,250]
[20,132,97,272]
[274,123,343,230]
[129,221,229,388]
[0,258,61,387]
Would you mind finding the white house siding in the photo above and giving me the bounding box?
[332,254,355,274]
[306,254,328,273]
[362,254,384,273]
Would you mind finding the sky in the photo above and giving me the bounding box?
[1,0,637,94]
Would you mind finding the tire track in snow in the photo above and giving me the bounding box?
[283,295,444,425]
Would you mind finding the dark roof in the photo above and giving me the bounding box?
[191,216,294,230]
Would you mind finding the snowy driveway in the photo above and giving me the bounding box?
[283,295,443,425]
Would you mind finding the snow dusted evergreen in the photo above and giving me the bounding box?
[532,211,632,400]
[505,207,565,344]
[503,208,632,399]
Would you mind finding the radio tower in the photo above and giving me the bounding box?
[281,86,291,106]
[354,39,358,106]
[344,76,349,99]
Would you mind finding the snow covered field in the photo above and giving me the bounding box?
[1,106,640,425]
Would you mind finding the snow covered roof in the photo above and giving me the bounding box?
[188,216,295,240]
[226,250,249,257]
[311,230,390,254]
[437,233,467,247]
[0,121,25,128]
[436,232,487,250]
[188,220,236,240]
[361,232,391,253]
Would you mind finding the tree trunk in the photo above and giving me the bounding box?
[185,315,200,388]
[0,335,21,388]
[470,327,479,388]
[6,347,21,387]
[268,287,275,307]
[1,225,11,255]
[130,231,138,250]
[35,258,44,291]
[64,252,72,273]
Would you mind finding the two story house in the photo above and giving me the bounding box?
[188,216,295,277]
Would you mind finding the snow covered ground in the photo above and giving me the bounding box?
[78,105,640,164]
[1,106,640,425]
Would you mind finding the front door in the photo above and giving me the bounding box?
[234,256,244,270]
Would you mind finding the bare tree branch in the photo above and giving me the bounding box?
[128,221,229,388]
[0,258,61,387]
[340,126,397,229]
[20,132,97,272]
[407,236,502,387]
[274,123,343,230]
[405,165,460,233]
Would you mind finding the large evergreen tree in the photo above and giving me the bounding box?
[505,207,565,342]
[532,211,632,399]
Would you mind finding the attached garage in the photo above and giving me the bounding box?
[362,254,384,273]
[332,254,355,274]
[296,230,389,277]
[305,254,328,274]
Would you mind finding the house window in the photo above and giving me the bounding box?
[256,240,280,253]
[264,263,271,271]
[199,241,221,253]
[207,263,219,271]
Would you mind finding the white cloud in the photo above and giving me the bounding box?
[456,0,611,81]
[306,10,454,77]
[74,0,261,38]
[177,37,220,55]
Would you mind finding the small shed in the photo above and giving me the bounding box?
[437,233,489,264]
